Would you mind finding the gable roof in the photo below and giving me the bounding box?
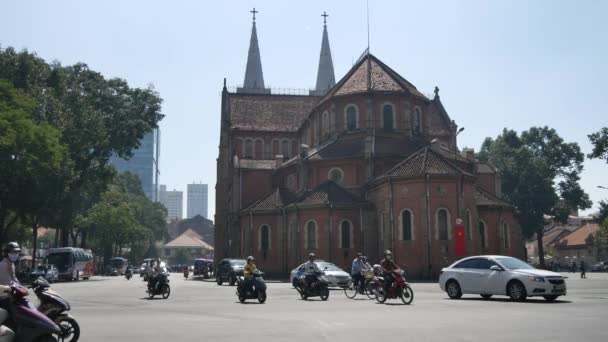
[229,94,319,132]
[381,146,472,179]
[474,187,512,208]
[244,188,297,212]
[543,228,570,247]
[293,180,367,207]
[554,223,600,248]
[163,229,214,250]
[321,53,428,103]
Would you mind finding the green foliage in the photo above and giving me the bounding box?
[597,201,608,225]
[595,219,608,255]
[0,46,164,245]
[479,127,591,266]
[0,80,67,244]
[588,127,608,163]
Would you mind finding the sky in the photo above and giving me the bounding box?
[2,0,607,219]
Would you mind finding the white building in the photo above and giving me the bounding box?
[187,183,208,219]
[160,185,183,221]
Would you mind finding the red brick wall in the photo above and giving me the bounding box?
[241,169,273,209]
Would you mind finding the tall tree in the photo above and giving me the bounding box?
[0,47,164,245]
[588,127,608,163]
[479,127,592,266]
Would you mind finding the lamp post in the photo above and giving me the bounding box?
[598,185,608,190]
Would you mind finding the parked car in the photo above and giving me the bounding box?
[30,264,59,283]
[591,261,608,272]
[194,258,214,278]
[439,255,566,302]
[289,261,352,288]
[215,259,246,286]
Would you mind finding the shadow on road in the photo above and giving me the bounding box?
[446,297,572,304]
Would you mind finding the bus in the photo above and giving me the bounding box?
[108,257,128,275]
[46,247,94,281]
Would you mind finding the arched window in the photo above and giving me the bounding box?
[272,139,279,157]
[340,220,351,248]
[322,111,329,136]
[479,221,487,249]
[401,209,413,240]
[437,208,449,240]
[260,225,270,251]
[465,210,472,241]
[382,103,395,131]
[328,167,344,184]
[244,139,253,159]
[306,220,317,249]
[254,139,263,159]
[413,107,422,134]
[503,222,510,249]
[281,140,290,158]
[287,174,296,190]
[345,105,358,131]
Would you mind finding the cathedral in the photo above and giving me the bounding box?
[214,12,524,278]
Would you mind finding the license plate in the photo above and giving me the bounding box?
[553,285,565,292]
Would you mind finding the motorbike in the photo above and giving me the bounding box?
[294,271,330,301]
[0,283,61,341]
[31,277,80,342]
[125,268,132,280]
[236,270,267,303]
[147,272,171,299]
[183,268,189,280]
[374,269,414,305]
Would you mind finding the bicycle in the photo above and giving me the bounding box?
[344,269,376,299]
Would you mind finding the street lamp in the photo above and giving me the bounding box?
[457,127,465,136]
[598,185,608,190]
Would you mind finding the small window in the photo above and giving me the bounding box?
[479,221,487,249]
[287,174,296,190]
[382,104,394,131]
[503,223,510,249]
[322,111,329,135]
[413,107,422,134]
[306,221,317,249]
[401,210,412,240]
[328,167,344,184]
[345,105,358,131]
[475,258,498,270]
[260,225,270,252]
[281,140,290,158]
[340,221,351,248]
[437,209,449,240]
[244,140,253,159]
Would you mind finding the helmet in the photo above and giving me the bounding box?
[308,253,316,259]
[3,242,21,255]
[356,252,363,257]
[247,256,254,262]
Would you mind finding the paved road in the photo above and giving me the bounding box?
[42,272,608,342]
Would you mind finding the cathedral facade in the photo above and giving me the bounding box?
[215,14,524,278]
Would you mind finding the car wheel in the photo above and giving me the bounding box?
[481,294,493,299]
[543,295,559,302]
[446,280,462,299]
[507,281,527,301]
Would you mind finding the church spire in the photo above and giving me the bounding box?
[310,12,336,96]
[238,8,270,94]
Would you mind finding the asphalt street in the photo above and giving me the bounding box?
[40,272,608,342]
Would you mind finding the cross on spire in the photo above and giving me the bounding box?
[322,11,329,26]
[251,8,258,23]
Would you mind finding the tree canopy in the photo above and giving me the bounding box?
[588,127,608,163]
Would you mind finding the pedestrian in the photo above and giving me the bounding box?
[571,261,577,273]
[580,259,586,279]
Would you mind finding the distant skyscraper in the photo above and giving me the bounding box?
[160,185,183,221]
[187,183,208,219]
[110,129,160,201]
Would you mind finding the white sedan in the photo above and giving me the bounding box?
[439,255,566,302]
[289,261,352,288]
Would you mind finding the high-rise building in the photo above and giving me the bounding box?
[110,129,160,201]
[187,183,208,219]
[159,185,183,221]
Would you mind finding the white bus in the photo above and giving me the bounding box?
[46,247,94,281]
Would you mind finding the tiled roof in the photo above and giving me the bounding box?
[543,228,570,247]
[554,223,600,247]
[163,229,214,250]
[244,188,297,212]
[229,94,319,132]
[474,187,512,207]
[382,146,471,178]
[295,181,367,207]
[323,53,428,102]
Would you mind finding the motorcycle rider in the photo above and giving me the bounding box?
[243,256,257,293]
[0,285,15,342]
[303,253,321,290]
[0,243,21,286]
[148,258,162,291]
[351,253,366,294]
[380,250,399,293]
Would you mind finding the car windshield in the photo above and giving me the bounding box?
[494,257,534,270]
[231,260,246,266]
[318,263,342,271]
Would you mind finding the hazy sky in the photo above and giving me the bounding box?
[2,0,607,218]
